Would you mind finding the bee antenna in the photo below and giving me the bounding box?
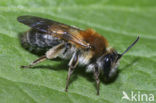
[117,36,140,60]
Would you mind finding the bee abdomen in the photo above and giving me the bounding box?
[21,29,62,53]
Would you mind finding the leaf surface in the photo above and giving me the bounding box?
[0,0,156,103]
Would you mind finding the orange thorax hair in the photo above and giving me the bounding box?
[80,29,108,57]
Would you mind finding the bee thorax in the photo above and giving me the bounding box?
[86,64,95,72]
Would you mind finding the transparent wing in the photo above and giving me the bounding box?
[17,15,91,48]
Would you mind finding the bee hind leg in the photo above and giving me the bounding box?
[65,51,79,92]
[21,43,65,68]
[21,55,47,68]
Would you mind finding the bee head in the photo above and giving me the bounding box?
[97,50,120,79]
[97,36,140,80]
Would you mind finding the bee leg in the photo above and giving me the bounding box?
[65,51,79,92]
[21,55,47,68]
[94,67,100,95]
[21,43,65,68]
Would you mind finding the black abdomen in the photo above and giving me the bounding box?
[21,29,62,54]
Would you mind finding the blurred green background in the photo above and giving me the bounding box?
[0,0,156,103]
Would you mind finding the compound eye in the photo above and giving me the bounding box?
[102,54,113,79]
[104,55,111,67]
[105,57,109,62]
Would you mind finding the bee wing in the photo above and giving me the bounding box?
[17,15,91,49]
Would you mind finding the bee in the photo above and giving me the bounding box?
[17,15,139,95]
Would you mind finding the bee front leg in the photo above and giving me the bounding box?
[21,43,65,68]
[65,51,79,92]
[94,67,100,95]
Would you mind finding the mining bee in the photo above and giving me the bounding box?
[18,15,139,95]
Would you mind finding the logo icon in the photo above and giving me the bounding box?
[122,91,130,101]
[122,91,154,102]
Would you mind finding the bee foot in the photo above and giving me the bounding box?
[20,65,32,68]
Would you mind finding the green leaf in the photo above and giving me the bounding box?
[0,0,156,103]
